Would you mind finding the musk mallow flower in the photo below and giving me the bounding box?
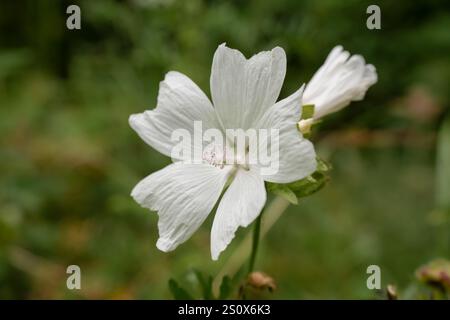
[303,45,378,120]
[129,43,317,260]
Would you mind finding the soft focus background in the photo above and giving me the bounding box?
[0,0,449,299]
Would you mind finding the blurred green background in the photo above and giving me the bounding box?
[0,0,449,299]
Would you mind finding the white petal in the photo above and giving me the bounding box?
[129,71,220,159]
[210,168,266,260]
[131,163,231,252]
[303,45,378,119]
[210,43,286,130]
[253,86,317,183]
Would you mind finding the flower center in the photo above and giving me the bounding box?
[202,143,226,169]
[202,142,249,170]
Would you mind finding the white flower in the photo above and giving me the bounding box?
[303,45,378,119]
[129,44,316,260]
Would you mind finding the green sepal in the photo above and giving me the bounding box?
[266,182,298,204]
[301,104,315,120]
[266,158,331,204]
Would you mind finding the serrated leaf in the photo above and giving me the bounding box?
[301,104,315,120]
[168,279,194,300]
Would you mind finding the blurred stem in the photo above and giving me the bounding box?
[248,212,263,274]
[435,115,450,254]
[212,196,290,295]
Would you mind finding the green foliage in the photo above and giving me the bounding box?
[169,271,237,300]
[218,276,233,300]
[192,270,214,300]
[267,158,331,204]
[168,279,194,300]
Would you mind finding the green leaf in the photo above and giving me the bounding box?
[168,279,194,300]
[301,104,315,120]
[193,270,214,300]
[266,182,298,204]
[219,276,233,300]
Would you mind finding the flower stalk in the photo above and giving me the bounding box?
[248,211,263,274]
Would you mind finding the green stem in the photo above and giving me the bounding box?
[248,212,263,274]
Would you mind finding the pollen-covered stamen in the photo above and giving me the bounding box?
[202,143,226,169]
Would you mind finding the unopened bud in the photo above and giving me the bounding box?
[297,118,314,135]
[246,271,277,292]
